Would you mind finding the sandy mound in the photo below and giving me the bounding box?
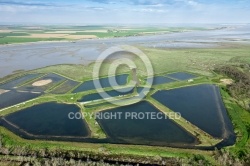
[0,89,10,95]
[220,79,233,85]
[32,79,52,86]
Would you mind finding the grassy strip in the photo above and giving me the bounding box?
[77,103,106,139]
[0,126,216,164]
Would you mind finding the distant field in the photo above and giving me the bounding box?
[0,25,209,44]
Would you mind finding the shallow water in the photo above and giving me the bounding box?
[50,80,79,94]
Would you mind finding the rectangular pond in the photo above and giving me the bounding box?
[2,102,90,137]
[0,90,41,109]
[50,80,79,94]
[165,72,197,80]
[146,76,176,85]
[0,73,42,90]
[17,73,67,92]
[72,74,129,93]
[77,87,134,102]
[96,101,197,146]
[152,84,235,141]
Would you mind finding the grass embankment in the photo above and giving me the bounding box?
[0,126,216,165]
[220,88,250,157]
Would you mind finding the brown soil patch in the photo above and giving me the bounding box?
[32,79,52,86]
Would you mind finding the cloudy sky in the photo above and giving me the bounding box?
[0,0,249,24]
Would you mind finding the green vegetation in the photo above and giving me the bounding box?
[215,65,250,110]
[219,88,250,165]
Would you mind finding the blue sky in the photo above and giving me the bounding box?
[0,0,249,24]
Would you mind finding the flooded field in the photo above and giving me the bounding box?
[96,101,197,146]
[152,84,235,140]
[50,80,79,94]
[2,102,90,137]
[72,74,128,93]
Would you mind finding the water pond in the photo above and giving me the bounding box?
[0,73,41,90]
[146,76,176,85]
[166,72,197,80]
[0,90,41,109]
[2,102,90,137]
[72,74,128,93]
[18,73,67,92]
[152,84,235,141]
[96,101,197,146]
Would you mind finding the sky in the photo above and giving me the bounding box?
[0,0,249,24]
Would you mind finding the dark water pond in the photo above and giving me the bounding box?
[18,73,67,92]
[0,73,41,90]
[166,72,197,80]
[0,90,41,109]
[96,101,197,146]
[78,87,134,102]
[147,76,176,85]
[50,80,79,94]
[152,84,235,141]
[3,102,89,137]
[78,87,153,103]
[72,74,128,93]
